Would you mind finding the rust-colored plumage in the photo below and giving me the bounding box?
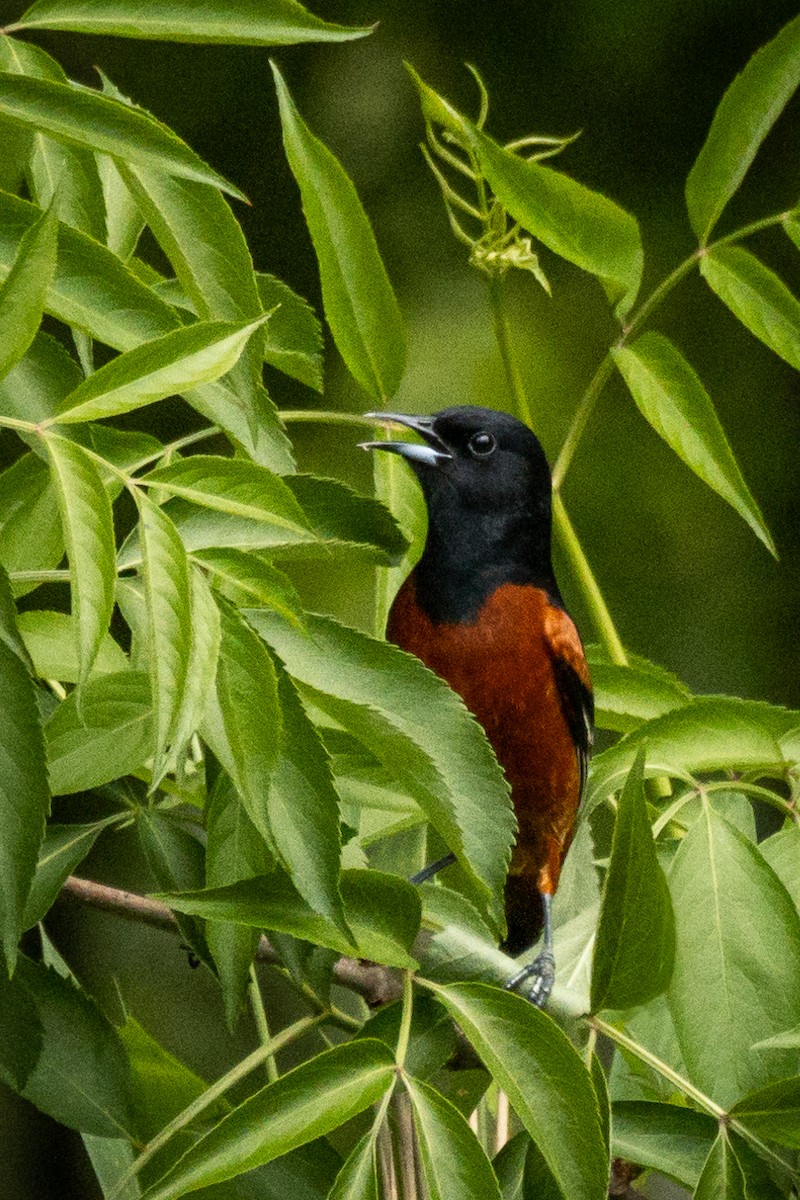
[362,406,593,1005]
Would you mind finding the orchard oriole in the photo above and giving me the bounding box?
[361,406,593,1006]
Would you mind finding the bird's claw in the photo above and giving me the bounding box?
[504,950,555,1009]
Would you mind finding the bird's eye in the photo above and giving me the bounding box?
[468,431,496,459]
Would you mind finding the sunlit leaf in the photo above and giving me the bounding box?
[685,13,800,241]
[0,36,105,239]
[13,0,374,44]
[0,202,57,383]
[585,696,796,814]
[425,982,607,1200]
[136,493,192,783]
[258,273,323,391]
[194,549,306,628]
[141,1040,395,1200]
[700,244,800,370]
[591,747,675,1011]
[45,671,152,795]
[53,317,269,424]
[585,649,690,734]
[0,453,63,596]
[0,72,245,199]
[141,456,310,535]
[18,610,126,683]
[759,826,800,913]
[44,433,116,685]
[612,332,774,554]
[466,121,642,316]
[272,63,406,400]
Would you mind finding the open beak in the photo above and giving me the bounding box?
[359,412,452,467]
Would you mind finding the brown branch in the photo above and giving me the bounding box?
[58,875,402,1006]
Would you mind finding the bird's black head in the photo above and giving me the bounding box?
[361,406,559,623]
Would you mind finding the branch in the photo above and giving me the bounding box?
[58,875,402,1007]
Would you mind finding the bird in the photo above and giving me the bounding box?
[360,406,593,1007]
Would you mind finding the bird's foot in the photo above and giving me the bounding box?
[504,950,555,1009]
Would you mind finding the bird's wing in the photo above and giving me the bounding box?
[544,605,594,798]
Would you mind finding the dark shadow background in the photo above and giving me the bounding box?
[0,1,798,1195]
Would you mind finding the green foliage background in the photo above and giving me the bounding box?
[0,2,799,1198]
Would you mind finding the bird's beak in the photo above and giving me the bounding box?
[358,412,452,466]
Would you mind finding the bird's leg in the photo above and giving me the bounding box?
[504,892,555,1008]
[409,851,457,885]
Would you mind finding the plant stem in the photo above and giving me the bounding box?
[395,970,414,1067]
[279,409,385,429]
[552,494,628,665]
[487,277,629,664]
[589,1014,726,1118]
[109,1013,323,1198]
[550,353,616,492]
[248,965,279,1083]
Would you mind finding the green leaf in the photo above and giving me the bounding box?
[119,1014,218,1142]
[15,954,134,1138]
[82,1136,138,1200]
[0,191,178,347]
[0,567,49,969]
[0,202,57,383]
[730,1076,800,1149]
[700,244,800,371]
[585,646,691,734]
[667,806,800,1107]
[23,818,118,929]
[194,549,306,628]
[0,452,63,595]
[53,317,269,424]
[693,1133,746,1200]
[405,1075,502,1200]
[424,982,607,1200]
[266,663,349,937]
[258,273,323,391]
[753,1024,800,1051]
[18,610,126,682]
[591,747,675,1012]
[168,564,221,766]
[247,610,515,934]
[282,473,409,566]
[272,63,406,401]
[585,696,796,814]
[685,13,800,241]
[0,330,81,429]
[142,456,310,535]
[784,215,800,253]
[160,867,421,968]
[465,121,643,316]
[328,1131,378,1200]
[139,808,210,967]
[136,493,193,783]
[0,72,245,199]
[206,773,271,1028]
[0,968,42,1091]
[759,826,800,913]
[13,0,373,44]
[44,433,116,685]
[141,1040,396,1200]
[45,671,152,795]
[612,333,774,555]
[208,603,281,845]
[0,36,106,240]
[611,1101,716,1190]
